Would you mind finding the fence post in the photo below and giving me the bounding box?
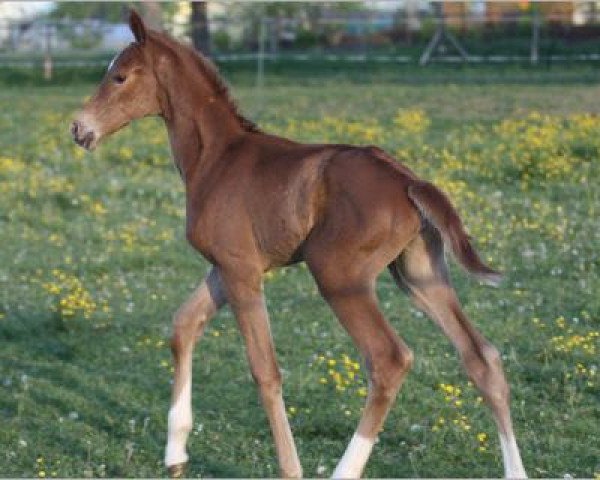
[255,15,267,113]
[530,10,540,65]
[43,22,53,81]
[268,17,277,56]
[257,17,266,88]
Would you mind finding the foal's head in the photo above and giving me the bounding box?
[73,10,257,151]
[71,11,163,150]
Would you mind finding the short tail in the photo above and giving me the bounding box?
[407,181,502,286]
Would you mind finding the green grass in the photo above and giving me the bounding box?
[0,71,599,478]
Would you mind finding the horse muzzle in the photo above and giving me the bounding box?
[71,120,97,151]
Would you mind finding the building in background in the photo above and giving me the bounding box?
[2,1,600,61]
[443,1,600,26]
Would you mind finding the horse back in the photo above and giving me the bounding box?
[186,134,420,270]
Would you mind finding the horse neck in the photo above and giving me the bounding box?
[162,77,244,184]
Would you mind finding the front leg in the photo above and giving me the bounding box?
[220,267,303,478]
[165,267,226,477]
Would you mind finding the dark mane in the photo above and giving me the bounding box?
[151,30,260,133]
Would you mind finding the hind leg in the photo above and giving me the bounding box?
[308,260,413,479]
[393,228,527,479]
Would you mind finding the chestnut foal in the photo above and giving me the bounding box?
[72,11,527,479]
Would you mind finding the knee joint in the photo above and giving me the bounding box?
[482,343,502,368]
[173,303,207,329]
[400,344,415,371]
[252,368,283,400]
[370,342,413,397]
[388,340,414,375]
[467,343,510,406]
[170,307,208,352]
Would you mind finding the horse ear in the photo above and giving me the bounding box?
[129,9,147,45]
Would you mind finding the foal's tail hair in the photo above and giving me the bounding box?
[407,181,503,286]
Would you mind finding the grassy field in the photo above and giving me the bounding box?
[0,71,599,478]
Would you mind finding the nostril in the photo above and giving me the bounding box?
[70,119,97,150]
[83,131,95,149]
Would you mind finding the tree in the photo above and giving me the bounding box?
[49,1,170,28]
[190,1,210,55]
[224,2,365,51]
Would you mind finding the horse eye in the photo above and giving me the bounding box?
[113,74,126,84]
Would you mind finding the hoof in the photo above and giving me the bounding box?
[168,462,187,478]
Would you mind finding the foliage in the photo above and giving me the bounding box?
[48,2,131,22]
[0,74,599,478]
[47,2,177,26]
